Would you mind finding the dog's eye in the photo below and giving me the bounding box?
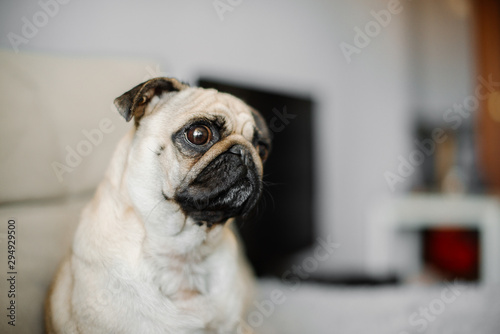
[186,125,212,145]
[257,144,269,162]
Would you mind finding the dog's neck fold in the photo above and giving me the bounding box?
[86,129,227,262]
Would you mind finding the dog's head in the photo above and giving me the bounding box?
[114,77,271,227]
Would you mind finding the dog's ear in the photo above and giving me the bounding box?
[250,107,272,161]
[114,77,189,124]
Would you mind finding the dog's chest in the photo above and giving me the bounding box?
[130,249,243,332]
[152,254,210,300]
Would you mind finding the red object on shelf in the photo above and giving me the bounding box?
[424,228,479,280]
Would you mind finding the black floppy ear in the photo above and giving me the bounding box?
[114,77,189,124]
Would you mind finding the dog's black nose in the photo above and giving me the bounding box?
[228,145,244,156]
[228,145,249,165]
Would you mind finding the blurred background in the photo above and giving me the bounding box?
[1,0,499,290]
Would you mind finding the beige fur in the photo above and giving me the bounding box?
[45,82,267,334]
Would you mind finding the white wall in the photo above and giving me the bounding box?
[409,0,474,126]
[0,0,417,275]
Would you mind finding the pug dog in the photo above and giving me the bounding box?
[45,77,271,334]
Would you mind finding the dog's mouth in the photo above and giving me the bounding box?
[174,145,262,224]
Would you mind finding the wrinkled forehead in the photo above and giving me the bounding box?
[160,87,255,137]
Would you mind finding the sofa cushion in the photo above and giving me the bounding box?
[0,50,159,203]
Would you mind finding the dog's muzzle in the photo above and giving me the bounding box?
[175,145,262,224]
